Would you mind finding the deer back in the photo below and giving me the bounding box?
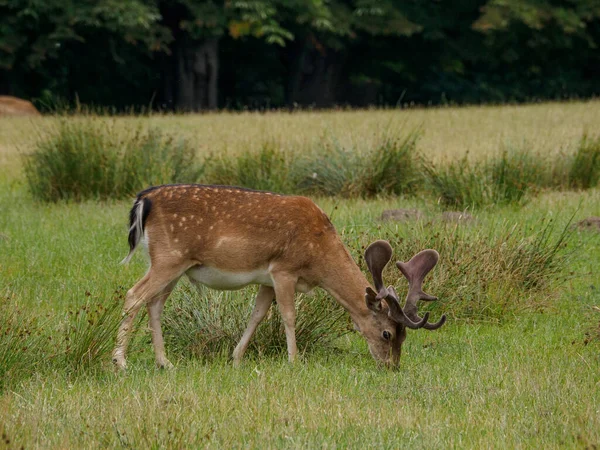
[134,184,344,276]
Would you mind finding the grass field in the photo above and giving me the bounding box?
[1,102,599,449]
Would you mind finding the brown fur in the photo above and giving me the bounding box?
[144,185,336,276]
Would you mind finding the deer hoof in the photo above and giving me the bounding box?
[157,359,174,370]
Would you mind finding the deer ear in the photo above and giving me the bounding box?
[365,287,382,312]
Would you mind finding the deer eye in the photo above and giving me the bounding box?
[382,330,392,341]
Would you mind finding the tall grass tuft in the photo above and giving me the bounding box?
[489,149,547,205]
[295,132,423,197]
[0,299,46,392]
[569,135,600,189]
[23,117,599,204]
[294,138,365,197]
[61,290,125,375]
[203,142,293,193]
[23,117,203,202]
[423,156,490,209]
[363,132,423,196]
[425,149,549,209]
[350,215,573,322]
[163,283,348,361]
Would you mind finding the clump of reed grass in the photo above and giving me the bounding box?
[351,214,573,322]
[23,117,203,202]
[295,132,423,197]
[203,141,294,193]
[569,135,600,189]
[0,298,46,392]
[424,149,550,209]
[423,156,491,209]
[163,283,348,361]
[362,132,423,196]
[61,289,125,375]
[23,116,599,205]
[490,149,551,204]
[294,138,365,197]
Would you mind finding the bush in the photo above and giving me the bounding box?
[0,287,139,385]
[23,117,599,204]
[163,283,349,361]
[23,117,203,202]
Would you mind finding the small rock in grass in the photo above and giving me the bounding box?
[573,216,600,232]
[380,209,423,222]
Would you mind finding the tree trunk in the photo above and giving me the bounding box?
[0,72,11,95]
[172,38,219,111]
[285,36,345,108]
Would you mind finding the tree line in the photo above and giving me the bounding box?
[1,0,599,111]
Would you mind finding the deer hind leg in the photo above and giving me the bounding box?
[147,279,179,369]
[232,285,275,366]
[113,265,184,370]
[271,272,299,363]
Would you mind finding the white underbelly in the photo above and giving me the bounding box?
[186,265,274,290]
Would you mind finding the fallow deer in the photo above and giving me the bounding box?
[113,184,446,369]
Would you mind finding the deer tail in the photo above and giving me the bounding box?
[120,196,152,265]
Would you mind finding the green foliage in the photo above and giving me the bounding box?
[0,0,168,71]
[163,283,349,361]
[3,0,600,107]
[23,117,203,202]
[474,0,600,35]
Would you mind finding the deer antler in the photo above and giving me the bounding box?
[364,240,393,301]
[396,250,446,330]
[364,241,431,329]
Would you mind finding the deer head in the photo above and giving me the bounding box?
[362,240,446,366]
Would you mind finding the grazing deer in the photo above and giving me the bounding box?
[113,184,446,369]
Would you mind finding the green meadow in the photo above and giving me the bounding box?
[1,102,599,449]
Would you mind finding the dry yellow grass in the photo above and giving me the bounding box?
[2,100,599,175]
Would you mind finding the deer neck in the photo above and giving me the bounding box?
[320,250,373,324]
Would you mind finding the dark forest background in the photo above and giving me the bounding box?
[1,0,599,111]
